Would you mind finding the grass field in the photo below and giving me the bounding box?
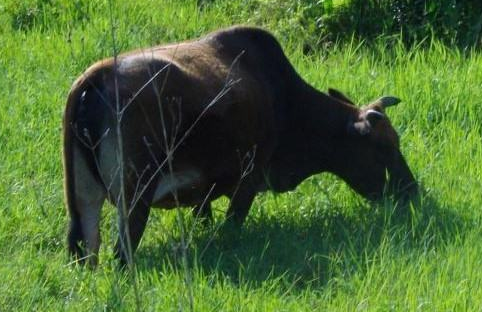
[1,0,482,311]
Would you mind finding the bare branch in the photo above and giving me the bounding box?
[119,62,172,117]
[188,183,217,236]
[129,77,240,210]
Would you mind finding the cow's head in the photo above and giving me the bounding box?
[329,89,418,202]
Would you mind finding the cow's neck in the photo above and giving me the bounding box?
[294,84,358,138]
[264,83,359,192]
[288,84,359,140]
[283,83,359,170]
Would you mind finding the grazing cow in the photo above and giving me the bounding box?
[63,26,417,266]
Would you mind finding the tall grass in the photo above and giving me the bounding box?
[1,0,482,311]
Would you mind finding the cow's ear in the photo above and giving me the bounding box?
[369,96,401,109]
[328,88,355,105]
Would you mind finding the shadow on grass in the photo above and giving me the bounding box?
[135,192,469,289]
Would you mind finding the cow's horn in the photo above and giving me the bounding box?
[372,96,401,108]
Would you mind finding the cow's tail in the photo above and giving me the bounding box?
[63,71,110,266]
[63,78,87,260]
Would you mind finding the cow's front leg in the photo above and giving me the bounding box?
[114,202,151,267]
[192,201,213,225]
[225,176,259,227]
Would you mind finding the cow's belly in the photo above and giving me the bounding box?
[150,168,215,208]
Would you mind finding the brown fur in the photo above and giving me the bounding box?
[63,26,417,265]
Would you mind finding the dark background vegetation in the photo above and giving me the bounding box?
[269,0,482,51]
[6,0,482,51]
[328,0,482,49]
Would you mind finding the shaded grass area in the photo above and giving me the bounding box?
[1,0,482,311]
[139,195,467,286]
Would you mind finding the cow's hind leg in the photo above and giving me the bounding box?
[67,209,84,259]
[114,202,151,267]
[67,145,106,266]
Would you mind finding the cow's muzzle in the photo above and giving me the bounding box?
[388,151,419,203]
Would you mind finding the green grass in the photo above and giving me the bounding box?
[1,0,482,311]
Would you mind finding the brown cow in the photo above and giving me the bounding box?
[63,26,417,266]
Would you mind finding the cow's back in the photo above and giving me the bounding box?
[69,26,297,205]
